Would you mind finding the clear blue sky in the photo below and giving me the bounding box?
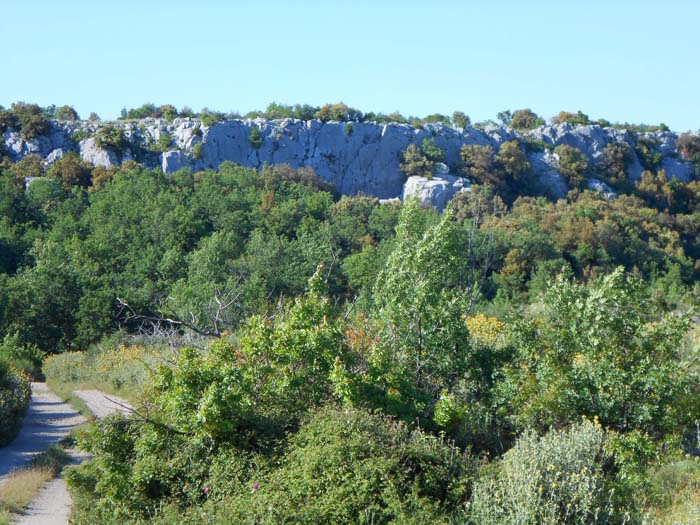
[2,0,699,131]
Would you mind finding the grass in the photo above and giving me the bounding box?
[0,445,72,525]
[643,459,700,524]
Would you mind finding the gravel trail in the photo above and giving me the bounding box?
[2,385,133,525]
[0,383,85,482]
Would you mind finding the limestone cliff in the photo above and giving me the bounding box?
[3,117,696,210]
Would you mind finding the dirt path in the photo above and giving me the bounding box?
[72,390,133,419]
[0,383,85,482]
[3,385,133,525]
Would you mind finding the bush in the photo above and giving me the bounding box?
[600,141,633,186]
[635,135,662,172]
[151,132,173,153]
[551,110,591,126]
[0,359,31,446]
[212,405,475,525]
[11,102,50,140]
[55,105,79,121]
[510,108,545,130]
[48,151,93,189]
[500,268,699,437]
[0,333,43,378]
[192,143,203,159]
[554,144,589,188]
[460,144,494,184]
[452,111,471,128]
[315,102,363,122]
[248,126,263,149]
[470,420,624,525]
[400,143,434,179]
[421,137,444,162]
[43,343,158,395]
[0,108,19,133]
[94,125,128,153]
[494,140,531,185]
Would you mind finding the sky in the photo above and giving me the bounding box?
[2,0,699,131]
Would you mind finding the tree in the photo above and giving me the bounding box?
[501,268,699,436]
[460,144,494,184]
[399,144,434,179]
[550,110,590,126]
[554,144,589,187]
[248,126,263,149]
[509,108,545,130]
[452,111,471,128]
[420,137,444,162]
[494,140,531,185]
[55,105,79,121]
[315,102,363,122]
[94,124,127,153]
[47,152,92,189]
[11,102,49,140]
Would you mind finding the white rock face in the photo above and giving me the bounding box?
[402,166,470,211]
[3,118,699,210]
[79,138,119,168]
[587,178,617,200]
[661,157,694,182]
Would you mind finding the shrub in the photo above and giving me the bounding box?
[494,140,531,184]
[43,343,158,394]
[55,105,79,121]
[452,111,471,128]
[151,132,173,153]
[551,110,591,126]
[47,151,93,189]
[0,108,19,133]
[212,405,475,525]
[344,121,354,136]
[510,108,545,130]
[599,141,633,186]
[460,144,494,184]
[635,135,662,172]
[192,143,203,160]
[199,108,224,126]
[554,144,589,188]
[12,102,50,140]
[400,143,434,179]
[421,137,444,162]
[248,126,263,149]
[0,333,43,378]
[0,359,31,446]
[94,124,128,153]
[470,420,623,525]
[315,102,363,122]
[677,133,700,170]
[500,268,699,437]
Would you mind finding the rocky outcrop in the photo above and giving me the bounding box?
[3,117,697,209]
[403,164,470,211]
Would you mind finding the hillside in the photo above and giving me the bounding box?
[3,104,698,210]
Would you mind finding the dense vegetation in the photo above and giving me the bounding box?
[2,103,700,522]
[0,358,30,446]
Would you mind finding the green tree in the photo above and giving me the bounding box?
[400,144,434,179]
[420,137,444,162]
[509,108,545,130]
[47,152,92,189]
[315,102,363,122]
[54,105,79,121]
[452,111,470,128]
[248,126,264,149]
[460,144,494,184]
[500,268,699,437]
[554,144,589,188]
